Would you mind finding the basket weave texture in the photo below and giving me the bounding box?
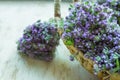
[64,43,120,80]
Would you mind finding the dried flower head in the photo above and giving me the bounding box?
[17,20,60,61]
[62,1,120,73]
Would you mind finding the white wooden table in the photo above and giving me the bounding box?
[0,1,99,80]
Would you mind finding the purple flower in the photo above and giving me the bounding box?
[82,32,87,38]
[17,20,60,61]
[62,1,120,73]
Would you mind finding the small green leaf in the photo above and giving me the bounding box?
[20,39,26,44]
[93,64,100,74]
[70,23,74,27]
[66,29,71,32]
[84,1,89,5]
[42,31,46,34]
[94,36,100,41]
[45,35,51,41]
[116,59,120,69]
[111,64,120,72]
[103,47,109,55]
[27,33,31,37]
[69,4,73,9]
[113,54,119,59]
[111,0,116,6]
[65,39,74,45]
[96,56,101,61]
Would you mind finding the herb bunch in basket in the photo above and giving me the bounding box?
[62,1,120,74]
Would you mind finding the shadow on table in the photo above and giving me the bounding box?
[18,51,80,80]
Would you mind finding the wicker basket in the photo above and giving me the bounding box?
[58,29,120,80]
[63,41,120,80]
[59,27,120,80]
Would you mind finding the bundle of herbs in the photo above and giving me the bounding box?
[17,20,60,61]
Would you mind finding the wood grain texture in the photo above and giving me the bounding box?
[0,1,99,80]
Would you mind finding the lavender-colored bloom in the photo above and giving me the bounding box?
[105,64,110,69]
[70,55,74,61]
[17,20,60,61]
[75,3,80,9]
[62,1,120,73]
[101,54,106,59]
[82,33,87,38]
[97,0,120,25]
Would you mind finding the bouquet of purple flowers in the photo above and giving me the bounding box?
[17,20,60,61]
[62,1,120,74]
